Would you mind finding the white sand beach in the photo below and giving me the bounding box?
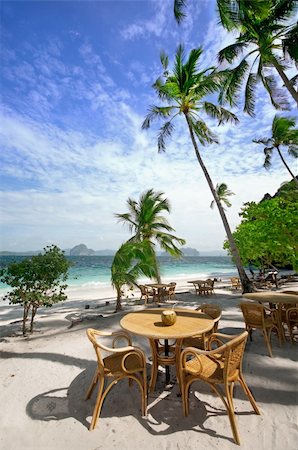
[1,279,297,450]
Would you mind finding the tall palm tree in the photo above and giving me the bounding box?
[116,189,185,282]
[173,1,298,114]
[253,114,298,186]
[142,45,253,292]
[216,0,298,114]
[210,183,235,209]
[111,240,158,311]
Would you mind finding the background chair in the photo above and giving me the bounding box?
[240,302,282,357]
[160,282,177,302]
[182,304,222,350]
[286,307,298,343]
[86,328,147,430]
[179,331,260,445]
[230,277,241,290]
[204,279,215,295]
[138,284,156,304]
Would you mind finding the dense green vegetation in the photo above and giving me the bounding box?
[224,181,298,270]
[0,245,71,335]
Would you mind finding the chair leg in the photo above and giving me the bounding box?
[85,369,99,400]
[262,328,273,357]
[181,379,190,416]
[238,376,260,415]
[225,384,241,445]
[89,377,105,430]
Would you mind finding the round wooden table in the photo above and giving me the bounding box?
[120,308,214,389]
[243,292,298,304]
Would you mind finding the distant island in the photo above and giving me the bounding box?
[0,244,226,257]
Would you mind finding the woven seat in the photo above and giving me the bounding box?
[180,331,260,445]
[240,302,282,357]
[85,328,147,430]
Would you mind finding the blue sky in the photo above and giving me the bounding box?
[1,0,297,253]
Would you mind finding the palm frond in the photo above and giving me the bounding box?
[174,44,185,91]
[184,47,203,83]
[174,0,187,24]
[203,102,239,125]
[191,118,220,146]
[158,121,174,152]
[282,24,298,64]
[218,42,248,63]
[219,59,250,106]
[257,57,290,110]
[264,147,274,169]
[142,105,175,130]
[216,0,240,31]
[244,73,258,117]
[288,145,298,158]
[160,50,169,73]
[252,138,272,146]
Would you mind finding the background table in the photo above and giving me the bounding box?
[120,308,214,387]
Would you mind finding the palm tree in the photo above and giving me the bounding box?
[111,240,159,311]
[216,0,298,114]
[116,189,185,282]
[253,114,298,186]
[142,45,253,292]
[210,183,235,209]
[173,0,298,114]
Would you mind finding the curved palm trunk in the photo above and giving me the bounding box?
[271,59,298,106]
[115,285,123,312]
[185,114,254,293]
[276,145,298,187]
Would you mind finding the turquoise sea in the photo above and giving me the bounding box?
[0,255,238,292]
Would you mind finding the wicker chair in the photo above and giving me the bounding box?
[85,328,147,430]
[148,337,182,392]
[138,284,156,304]
[240,302,282,357]
[286,307,298,343]
[182,304,221,350]
[160,282,177,302]
[230,277,241,290]
[179,331,260,445]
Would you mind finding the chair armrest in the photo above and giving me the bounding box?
[112,331,132,347]
[180,344,226,371]
[121,346,146,373]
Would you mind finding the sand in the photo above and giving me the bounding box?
[1,279,297,450]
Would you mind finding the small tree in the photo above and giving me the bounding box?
[0,245,71,335]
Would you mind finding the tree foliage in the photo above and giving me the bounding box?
[253,114,298,185]
[0,245,71,335]
[143,45,253,292]
[111,240,159,311]
[112,189,184,310]
[224,193,298,270]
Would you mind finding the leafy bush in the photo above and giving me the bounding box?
[0,245,71,335]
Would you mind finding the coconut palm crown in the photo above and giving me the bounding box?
[216,0,298,114]
[210,183,235,209]
[253,114,298,186]
[142,45,254,292]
